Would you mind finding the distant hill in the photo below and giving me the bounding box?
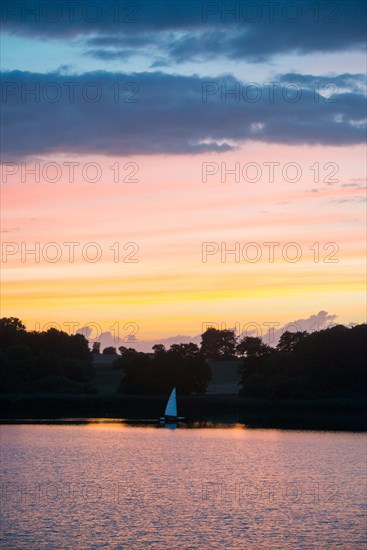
[82,330,202,353]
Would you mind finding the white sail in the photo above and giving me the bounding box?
[164,387,177,417]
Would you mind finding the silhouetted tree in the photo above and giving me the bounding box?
[0,318,94,393]
[276,331,308,352]
[239,325,367,399]
[237,336,273,358]
[0,317,26,350]
[152,344,165,355]
[118,342,211,395]
[113,347,138,370]
[91,342,101,354]
[103,346,117,355]
[118,346,137,356]
[200,328,237,360]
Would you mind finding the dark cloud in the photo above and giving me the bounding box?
[86,32,158,48]
[85,49,136,60]
[2,0,366,63]
[1,70,365,159]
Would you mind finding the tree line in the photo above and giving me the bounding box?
[0,317,95,394]
[0,318,212,395]
[1,318,366,398]
[179,324,365,398]
[237,324,367,398]
[110,325,366,398]
[114,343,211,395]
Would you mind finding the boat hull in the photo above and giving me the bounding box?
[159,416,186,423]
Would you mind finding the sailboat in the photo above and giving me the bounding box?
[159,387,185,424]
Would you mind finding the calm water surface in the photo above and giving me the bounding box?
[1,424,366,549]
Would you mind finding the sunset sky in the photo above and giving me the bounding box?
[1,0,366,343]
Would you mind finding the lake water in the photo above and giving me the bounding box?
[1,423,366,549]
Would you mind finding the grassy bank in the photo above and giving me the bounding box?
[1,393,366,431]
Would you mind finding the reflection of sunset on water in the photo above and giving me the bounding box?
[2,425,366,547]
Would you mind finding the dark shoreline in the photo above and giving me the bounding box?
[1,394,366,431]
